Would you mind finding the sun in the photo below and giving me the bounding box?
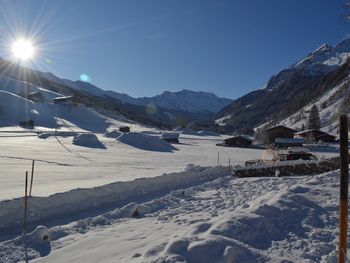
[11,39,36,60]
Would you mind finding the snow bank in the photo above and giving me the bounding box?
[0,166,229,239]
[143,171,340,262]
[104,130,122,138]
[196,130,220,136]
[72,134,106,149]
[117,132,177,152]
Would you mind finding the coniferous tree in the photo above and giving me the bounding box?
[307,104,321,130]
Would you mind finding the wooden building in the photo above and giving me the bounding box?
[162,133,180,143]
[119,126,130,133]
[19,119,35,128]
[295,129,336,143]
[264,125,295,144]
[274,138,304,148]
[221,135,253,148]
[53,96,75,105]
[27,91,44,102]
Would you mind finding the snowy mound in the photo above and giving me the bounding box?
[38,131,78,139]
[196,130,220,136]
[104,130,122,138]
[181,128,197,135]
[117,132,177,152]
[72,134,106,149]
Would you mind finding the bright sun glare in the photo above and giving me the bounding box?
[11,39,35,60]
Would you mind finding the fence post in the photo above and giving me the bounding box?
[338,114,349,263]
[29,160,35,196]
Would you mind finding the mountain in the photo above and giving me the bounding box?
[0,58,220,129]
[30,70,232,114]
[136,89,232,113]
[216,37,350,134]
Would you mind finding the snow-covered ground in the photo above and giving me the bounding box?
[0,165,344,262]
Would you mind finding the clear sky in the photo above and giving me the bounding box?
[0,0,349,99]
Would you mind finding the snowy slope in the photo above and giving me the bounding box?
[217,37,350,132]
[0,167,342,262]
[263,75,350,135]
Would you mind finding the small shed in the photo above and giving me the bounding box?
[162,132,180,143]
[27,91,44,102]
[19,119,35,128]
[264,125,296,144]
[295,129,336,143]
[274,137,304,148]
[222,135,253,148]
[119,126,130,133]
[53,96,75,105]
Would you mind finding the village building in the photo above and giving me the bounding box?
[27,91,44,102]
[53,96,75,106]
[264,125,296,144]
[220,135,253,148]
[295,129,336,143]
[19,119,35,128]
[274,137,304,148]
[162,133,180,143]
[119,126,130,133]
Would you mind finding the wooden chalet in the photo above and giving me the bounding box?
[220,135,253,148]
[19,119,35,128]
[119,126,130,133]
[27,91,44,102]
[274,137,304,148]
[264,125,296,144]
[53,96,75,105]
[162,133,180,143]
[295,129,336,143]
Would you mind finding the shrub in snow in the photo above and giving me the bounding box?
[72,133,106,149]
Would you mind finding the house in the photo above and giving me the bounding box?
[53,96,75,105]
[294,129,336,143]
[119,126,130,133]
[219,135,253,148]
[274,138,304,148]
[264,125,296,144]
[19,119,35,128]
[27,91,44,102]
[162,133,180,143]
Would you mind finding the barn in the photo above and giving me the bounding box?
[264,125,296,144]
[295,129,336,143]
[53,96,75,105]
[162,133,180,143]
[221,135,253,148]
[274,138,304,148]
[119,126,130,133]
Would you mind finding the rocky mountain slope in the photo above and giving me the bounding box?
[217,38,350,134]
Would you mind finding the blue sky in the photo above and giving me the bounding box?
[0,0,349,99]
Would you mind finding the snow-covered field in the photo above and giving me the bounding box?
[0,125,342,263]
[0,130,268,200]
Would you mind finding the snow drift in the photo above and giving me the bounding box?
[117,132,177,152]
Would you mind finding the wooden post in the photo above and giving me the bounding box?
[24,171,28,234]
[338,114,349,263]
[229,158,231,174]
[29,160,35,196]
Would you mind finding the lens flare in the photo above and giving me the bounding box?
[80,73,91,82]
